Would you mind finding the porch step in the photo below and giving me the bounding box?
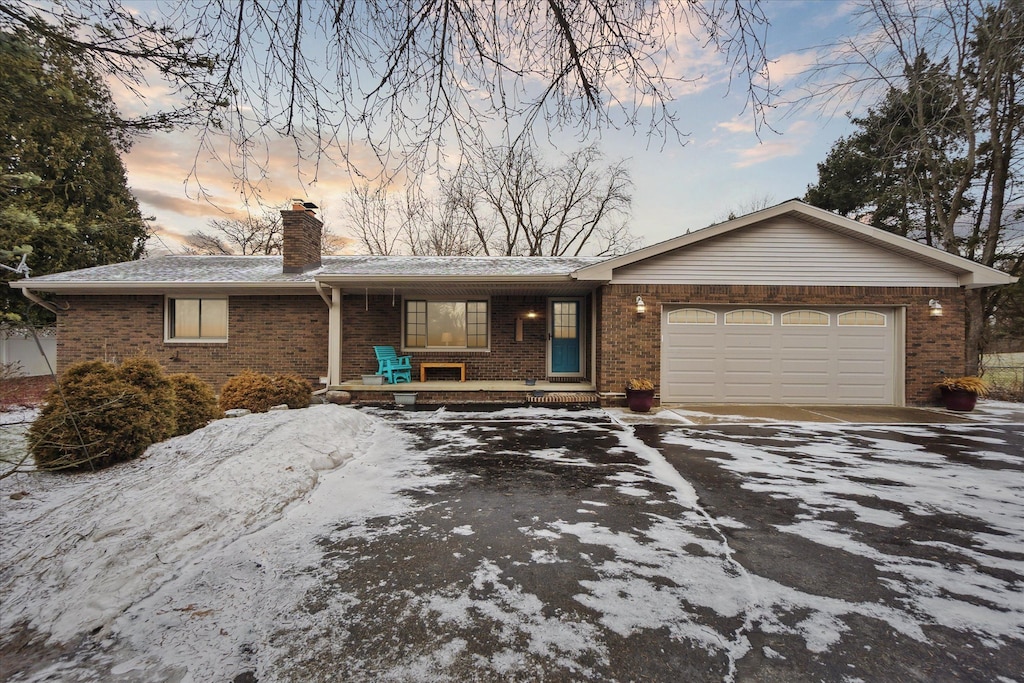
[527,391,600,405]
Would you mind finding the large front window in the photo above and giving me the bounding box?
[166,297,228,341]
[405,300,488,349]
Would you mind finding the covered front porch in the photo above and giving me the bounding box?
[313,257,605,403]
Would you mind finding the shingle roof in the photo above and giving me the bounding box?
[20,254,608,285]
[319,255,607,277]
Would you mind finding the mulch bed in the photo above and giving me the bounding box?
[0,376,53,411]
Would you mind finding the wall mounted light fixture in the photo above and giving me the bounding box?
[635,296,646,314]
[928,299,943,317]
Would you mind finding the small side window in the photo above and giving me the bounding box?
[838,310,886,326]
[724,309,773,325]
[167,297,228,342]
[781,310,830,326]
[667,308,717,324]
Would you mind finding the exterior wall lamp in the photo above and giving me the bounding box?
[928,299,943,317]
[635,296,646,314]
[515,311,538,342]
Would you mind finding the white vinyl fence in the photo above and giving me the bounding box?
[1,326,56,377]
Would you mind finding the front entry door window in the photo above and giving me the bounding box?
[550,300,581,374]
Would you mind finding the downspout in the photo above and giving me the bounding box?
[20,287,69,316]
[314,280,332,307]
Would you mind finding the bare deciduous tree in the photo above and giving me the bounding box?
[343,144,637,257]
[185,209,348,255]
[1,1,774,190]
[339,186,413,257]
[716,193,777,223]
[183,212,283,256]
[799,0,1024,372]
[449,144,636,256]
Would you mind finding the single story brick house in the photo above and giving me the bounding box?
[11,199,1015,406]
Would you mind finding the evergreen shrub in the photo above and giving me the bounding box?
[219,371,313,412]
[29,356,177,471]
[273,374,312,409]
[169,373,223,435]
[219,370,279,413]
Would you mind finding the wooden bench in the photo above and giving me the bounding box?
[420,362,466,382]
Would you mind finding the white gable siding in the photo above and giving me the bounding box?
[612,217,961,286]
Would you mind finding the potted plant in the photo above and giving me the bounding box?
[626,378,656,413]
[935,376,989,412]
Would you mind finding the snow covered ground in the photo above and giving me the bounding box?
[1,404,1022,681]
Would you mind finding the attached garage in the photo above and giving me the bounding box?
[661,305,900,405]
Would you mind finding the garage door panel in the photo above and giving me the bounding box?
[724,335,773,351]
[724,359,774,373]
[662,305,896,405]
[780,359,830,373]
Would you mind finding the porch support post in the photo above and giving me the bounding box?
[590,291,598,387]
[329,286,343,386]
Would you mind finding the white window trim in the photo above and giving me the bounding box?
[724,309,774,325]
[781,310,831,326]
[837,310,888,327]
[667,308,717,325]
[401,296,492,353]
[164,295,229,344]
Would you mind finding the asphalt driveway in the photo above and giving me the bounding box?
[4,406,1021,682]
[271,408,1024,682]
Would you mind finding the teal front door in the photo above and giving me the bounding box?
[550,300,581,374]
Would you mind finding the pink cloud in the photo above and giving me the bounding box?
[730,120,814,168]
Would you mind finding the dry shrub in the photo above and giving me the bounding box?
[273,374,312,409]
[169,373,223,435]
[219,370,279,413]
[219,371,312,413]
[118,356,177,437]
[29,357,178,471]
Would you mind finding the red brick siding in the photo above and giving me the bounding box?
[339,295,579,382]
[56,294,328,390]
[598,284,966,406]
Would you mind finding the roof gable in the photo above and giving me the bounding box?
[573,200,1016,289]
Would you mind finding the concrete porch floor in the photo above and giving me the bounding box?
[329,379,596,394]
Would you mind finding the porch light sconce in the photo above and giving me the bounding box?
[635,296,646,314]
[928,299,943,317]
[525,311,538,319]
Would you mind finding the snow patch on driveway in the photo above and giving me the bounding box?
[663,424,1024,646]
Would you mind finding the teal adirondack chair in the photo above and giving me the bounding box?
[373,346,412,383]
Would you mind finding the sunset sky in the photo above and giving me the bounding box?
[116,1,864,256]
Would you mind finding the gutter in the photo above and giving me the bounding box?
[7,280,317,293]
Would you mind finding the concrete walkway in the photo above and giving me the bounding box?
[610,400,1024,425]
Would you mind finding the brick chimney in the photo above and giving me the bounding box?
[281,200,323,273]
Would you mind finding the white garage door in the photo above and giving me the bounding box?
[661,306,897,404]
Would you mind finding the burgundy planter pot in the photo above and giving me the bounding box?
[626,389,655,413]
[941,388,978,412]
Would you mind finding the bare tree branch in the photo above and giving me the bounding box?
[2,0,774,191]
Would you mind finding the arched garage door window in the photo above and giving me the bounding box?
[667,308,717,324]
[724,309,773,325]
[781,310,830,326]
[838,310,887,326]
